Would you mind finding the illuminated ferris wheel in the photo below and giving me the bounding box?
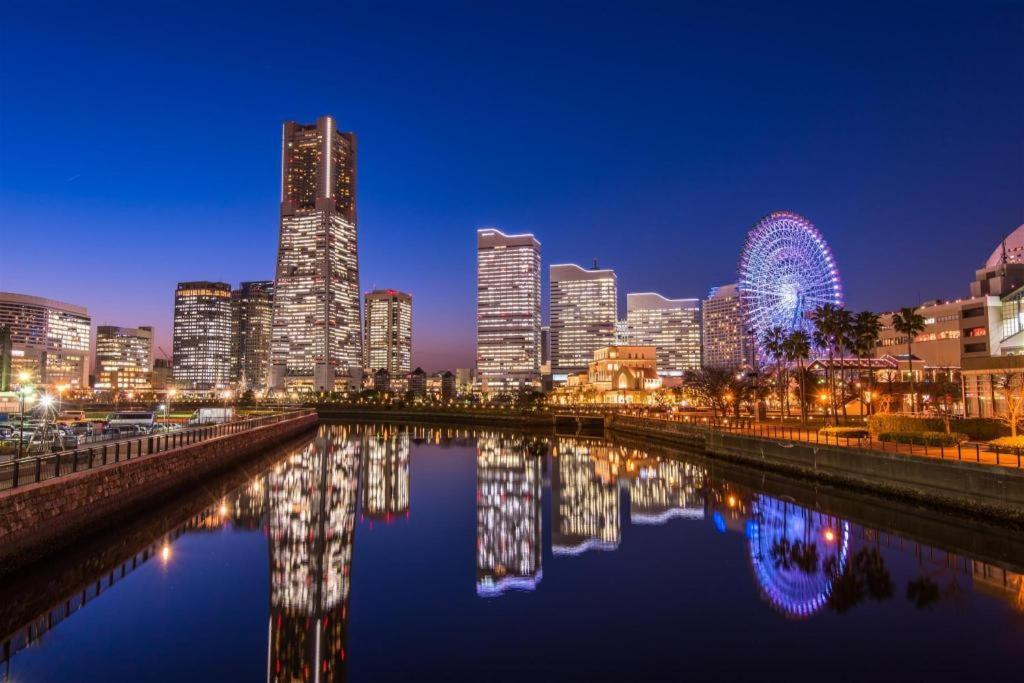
[738,211,842,351]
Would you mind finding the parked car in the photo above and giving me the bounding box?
[107,424,146,437]
[69,421,94,437]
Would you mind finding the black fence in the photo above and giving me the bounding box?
[0,410,311,492]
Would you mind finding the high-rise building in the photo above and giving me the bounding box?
[172,281,232,390]
[231,281,274,390]
[95,325,154,392]
[0,291,91,389]
[625,292,702,376]
[270,116,361,392]
[363,289,412,380]
[476,228,542,392]
[549,264,617,380]
[702,283,750,370]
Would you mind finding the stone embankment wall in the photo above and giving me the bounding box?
[607,414,1024,522]
[0,412,318,573]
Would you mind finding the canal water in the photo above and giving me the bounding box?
[2,423,1022,681]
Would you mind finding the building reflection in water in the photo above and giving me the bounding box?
[626,458,705,525]
[267,424,360,683]
[360,427,410,522]
[475,433,544,596]
[551,438,620,555]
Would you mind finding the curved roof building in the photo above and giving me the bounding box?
[985,223,1024,268]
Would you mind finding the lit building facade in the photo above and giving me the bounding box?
[476,228,542,391]
[172,281,232,390]
[231,281,274,390]
[476,434,543,596]
[270,116,361,392]
[363,289,412,381]
[702,283,750,369]
[625,292,701,376]
[555,345,662,404]
[95,325,153,392]
[549,264,617,380]
[0,291,90,389]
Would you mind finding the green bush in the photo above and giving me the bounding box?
[867,415,1007,440]
[988,436,1024,449]
[818,426,869,438]
[878,431,966,446]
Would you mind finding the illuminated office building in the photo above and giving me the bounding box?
[94,325,154,392]
[267,425,359,682]
[476,228,542,392]
[626,292,701,376]
[702,283,750,369]
[0,291,90,389]
[270,116,361,392]
[363,289,412,381]
[476,434,543,596]
[551,438,620,555]
[231,280,274,390]
[360,427,410,521]
[550,264,617,380]
[172,281,232,390]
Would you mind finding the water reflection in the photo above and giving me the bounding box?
[475,434,544,596]
[360,427,410,522]
[2,423,1023,681]
[551,439,620,555]
[267,424,359,683]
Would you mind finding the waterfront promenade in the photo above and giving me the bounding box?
[0,409,317,575]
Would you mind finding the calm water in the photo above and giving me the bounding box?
[2,422,1022,682]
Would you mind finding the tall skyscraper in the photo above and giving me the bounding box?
[476,228,542,392]
[95,325,154,392]
[549,263,617,380]
[625,292,702,376]
[0,292,90,389]
[270,116,361,392]
[231,281,274,390]
[172,281,232,390]
[363,289,412,380]
[702,283,750,369]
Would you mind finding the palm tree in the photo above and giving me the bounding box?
[811,304,843,425]
[763,325,788,418]
[784,329,811,425]
[852,311,882,416]
[834,309,855,420]
[891,306,926,413]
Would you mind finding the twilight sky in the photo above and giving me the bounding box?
[1,1,1022,372]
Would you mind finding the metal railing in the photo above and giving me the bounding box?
[0,410,312,492]
[617,414,1024,470]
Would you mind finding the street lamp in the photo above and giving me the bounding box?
[17,384,33,459]
[166,388,177,422]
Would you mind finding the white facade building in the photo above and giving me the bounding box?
[625,292,701,376]
[549,264,617,380]
[476,228,542,392]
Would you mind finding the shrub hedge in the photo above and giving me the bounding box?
[988,436,1024,449]
[867,415,1007,440]
[818,426,869,438]
[878,431,967,446]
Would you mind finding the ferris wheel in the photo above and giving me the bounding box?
[738,211,842,350]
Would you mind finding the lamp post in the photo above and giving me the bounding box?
[16,371,32,459]
[166,388,177,423]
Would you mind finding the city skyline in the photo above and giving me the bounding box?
[1,2,1022,372]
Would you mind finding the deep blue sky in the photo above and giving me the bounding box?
[2,1,1021,371]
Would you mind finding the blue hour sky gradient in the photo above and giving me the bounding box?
[1,1,1021,371]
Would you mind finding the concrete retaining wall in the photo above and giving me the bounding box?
[0,412,318,573]
[608,415,1024,522]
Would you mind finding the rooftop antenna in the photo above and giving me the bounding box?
[592,258,598,270]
